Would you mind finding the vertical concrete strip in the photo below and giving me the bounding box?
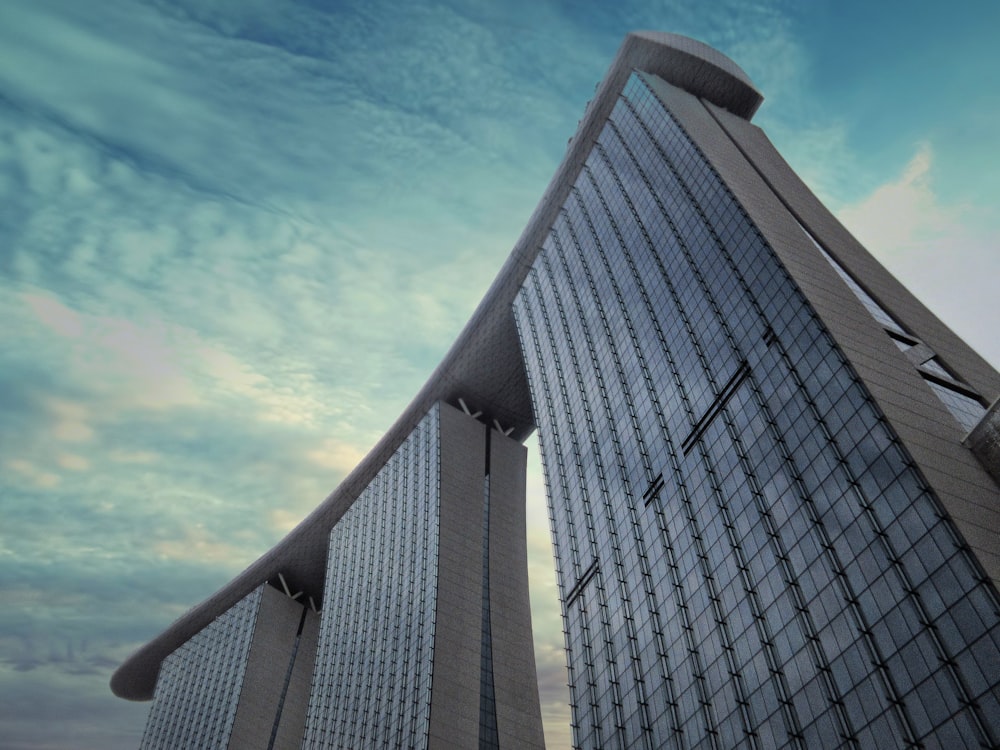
[271,609,320,750]
[428,403,487,749]
[228,586,304,749]
[489,429,546,748]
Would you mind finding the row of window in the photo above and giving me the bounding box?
[301,407,441,749]
[140,586,263,749]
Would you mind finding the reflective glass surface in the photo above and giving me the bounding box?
[919,358,950,379]
[140,586,263,750]
[513,74,1000,750]
[925,378,987,433]
[301,406,440,750]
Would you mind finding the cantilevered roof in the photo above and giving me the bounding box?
[111,31,761,701]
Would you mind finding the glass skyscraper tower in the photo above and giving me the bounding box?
[114,32,1000,749]
[514,63,999,748]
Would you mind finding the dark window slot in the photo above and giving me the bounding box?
[682,361,750,456]
[643,474,665,507]
[564,560,600,608]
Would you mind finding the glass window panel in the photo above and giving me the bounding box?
[925,378,986,432]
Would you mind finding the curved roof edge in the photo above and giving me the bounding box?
[111,31,762,701]
[625,32,763,119]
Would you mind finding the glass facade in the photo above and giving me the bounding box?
[140,585,264,750]
[809,224,988,434]
[513,73,1000,749]
[301,406,441,749]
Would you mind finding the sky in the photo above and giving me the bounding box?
[1,1,998,748]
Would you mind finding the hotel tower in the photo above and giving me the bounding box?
[113,32,1000,749]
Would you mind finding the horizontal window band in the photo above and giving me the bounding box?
[920,371,983,402]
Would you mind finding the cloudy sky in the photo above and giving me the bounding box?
[1,1,998,748]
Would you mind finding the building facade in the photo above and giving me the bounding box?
[140,584,319,750]
[513,66,1000,748]
[135,402,544,749]
[301,403,544,750]
[115,32,1000,750]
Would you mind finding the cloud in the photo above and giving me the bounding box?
[152,523,257,567]
[837,143,942,253]
[56,453,90,471]
[0,0,577,229]
[47,398,96,443]
[836,145,1000,368]
[0,662,146,750]
[307,438,368,473]
[4,458,60,488]
[23,294,85,337]
[8,2,998,749]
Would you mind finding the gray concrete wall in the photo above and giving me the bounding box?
[488,430,546,749]
[428,403,487,750]
[228,585,304,750]
[271,608,319,750]
[639,72,1000,590]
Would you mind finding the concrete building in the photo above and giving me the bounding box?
[114,32,1000,749]
[139,584,319,750]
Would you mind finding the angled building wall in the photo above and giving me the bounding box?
[139,584,315,750]
[229,585,319,750]
[513,69,1000,748]
[689,93,1000,585]
[139,586,263,750]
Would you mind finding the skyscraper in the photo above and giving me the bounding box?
[114,31,1000,749]
[299,403,543,749]
[513,34,1000,748]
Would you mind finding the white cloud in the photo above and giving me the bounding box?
[21,292,202,410]
[838,144,943,252]
[107,450,159,465]
[56,453,90,471]
[23,295,85,338]
[836,145,1000,368]
[4,459,60,489]
[152,523,254,569]
[36,404,96,466]
[306,438,367,473]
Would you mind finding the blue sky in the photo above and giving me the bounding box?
[1,1,998,748]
